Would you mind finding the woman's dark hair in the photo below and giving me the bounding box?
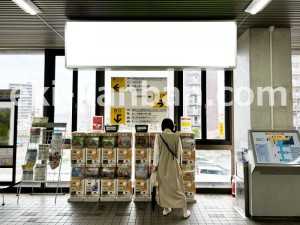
[161,118,174,131]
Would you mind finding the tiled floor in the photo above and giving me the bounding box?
[1,194,300,225]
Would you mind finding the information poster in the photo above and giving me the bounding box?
[252,131,300,164]
[181,117,192,132]
[110,77,168,125]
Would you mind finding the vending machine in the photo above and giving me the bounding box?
[100,132,118,201]
[180,132,196,203]
[116,132,133,201]
[69,132,86,202]
[134,132,150,201]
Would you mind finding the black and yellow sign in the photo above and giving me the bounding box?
[153,92,167,108]
[111,77,125,92]
[110,108,125,124]
[218,122,224,136]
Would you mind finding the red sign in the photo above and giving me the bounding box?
[93,116,103,131]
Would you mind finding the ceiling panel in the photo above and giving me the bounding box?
[0,0,300,49]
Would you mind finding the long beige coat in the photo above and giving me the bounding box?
[155,131,187,208]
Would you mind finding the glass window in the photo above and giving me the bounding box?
[0,53,44,182]
[183,71,202,138]
[54,56,72,137]
[77,70,96,131]
[52,56,72,184]
[206,69,225,140]
[292,54,300,131]
[195,150,231,188]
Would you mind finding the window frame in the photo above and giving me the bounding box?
[194,70,233,146]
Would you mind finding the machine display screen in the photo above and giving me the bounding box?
[251,131,300,164]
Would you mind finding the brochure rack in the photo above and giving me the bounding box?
[17,121,66,204]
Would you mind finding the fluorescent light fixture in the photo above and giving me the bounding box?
[245,0,272,15]
[12,0,42,15]
[65,21,237,69]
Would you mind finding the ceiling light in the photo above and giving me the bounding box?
[245,0,272,15]
[12,0,42,15]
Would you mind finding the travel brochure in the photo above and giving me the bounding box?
[38,144,50,160]
[24,148,37,167]
[32,117,48,127]
[34,163,47,181]
[49,133,63,170]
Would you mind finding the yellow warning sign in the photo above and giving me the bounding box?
[218,122,224,136]
[110,108,125,124]
[111,77,125,92]
[153,92,167,108]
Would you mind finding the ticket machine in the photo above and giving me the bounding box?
[248,130,300,217]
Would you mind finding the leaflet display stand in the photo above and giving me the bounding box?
[18,121,66,204]
[248,130,300,217]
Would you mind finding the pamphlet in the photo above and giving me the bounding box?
[38,144,50,160]
[34,163,47,181]
[32,117,48,127]
[24,148,37,167]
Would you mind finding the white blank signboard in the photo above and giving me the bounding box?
[65,21,236,69]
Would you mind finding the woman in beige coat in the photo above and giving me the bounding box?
[152,118,191,219]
